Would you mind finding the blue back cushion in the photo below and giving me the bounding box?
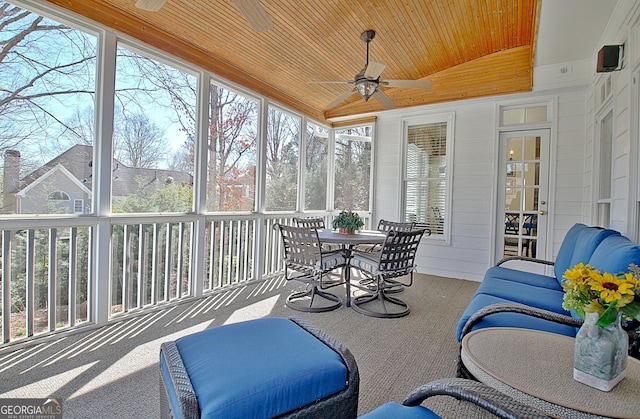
[588,234,640,274]
[554,224,618,283]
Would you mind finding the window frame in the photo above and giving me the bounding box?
[401,112,455,244]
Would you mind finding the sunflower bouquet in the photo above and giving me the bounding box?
[561,263,640,327]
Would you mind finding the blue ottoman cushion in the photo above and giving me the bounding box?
[358,402,440,419]
[161,317,348,418]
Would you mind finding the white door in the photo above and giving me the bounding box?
[497,129,550,265]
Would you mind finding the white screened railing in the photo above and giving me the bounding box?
[0,219,94,344]
[0,212,370,346]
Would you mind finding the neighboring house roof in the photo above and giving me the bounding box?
[16,163,92,198]
[16,144,193,198]
[19,144,94,192]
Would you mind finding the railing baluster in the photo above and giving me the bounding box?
[207,221,214,290]
[68,227,77,328]
[26,230,35,337]
[48,228,57,332]
[217,221,224,288]
[164,223,173,300]
[2,231,11,343]
[138,224,146,308]
[177,222,185,296]
[151,223,160,305]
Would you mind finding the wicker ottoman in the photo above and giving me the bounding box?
[159,317,359,419]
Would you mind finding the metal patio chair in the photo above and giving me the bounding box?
[350,229,424,318]
[275,224,346,312]
[294,217,341,251]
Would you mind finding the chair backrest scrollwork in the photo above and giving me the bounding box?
[294,217,326,230]
[377,219,415,233]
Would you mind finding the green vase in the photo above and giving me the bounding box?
[573,312,628,391]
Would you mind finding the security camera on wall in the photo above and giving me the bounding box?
[597,45,623,73]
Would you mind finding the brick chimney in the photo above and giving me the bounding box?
[3,150,21,214]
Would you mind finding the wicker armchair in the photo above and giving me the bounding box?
[350,229,424,318]
[275,224,346,312]
[360,377,549,419]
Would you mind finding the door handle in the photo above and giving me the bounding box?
[539,210,547,215]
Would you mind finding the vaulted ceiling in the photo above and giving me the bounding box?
[46,0,541,124]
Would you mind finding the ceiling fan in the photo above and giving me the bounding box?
[311,30,432,110]
[134,0,273,32]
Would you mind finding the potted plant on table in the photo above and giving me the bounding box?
[332,210,364,234]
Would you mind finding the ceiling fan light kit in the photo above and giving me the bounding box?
[356,79,378,101]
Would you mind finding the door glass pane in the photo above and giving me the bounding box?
[507,138,522,161]
[503,109,525,125]
[503,134,541,259]
[525,106,548,123]
[524,136,540,160]
[523,187,538,211]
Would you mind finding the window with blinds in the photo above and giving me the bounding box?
[404,121,448,235]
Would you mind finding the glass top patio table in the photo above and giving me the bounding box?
[316,229,387,307]
[316,229,387,245]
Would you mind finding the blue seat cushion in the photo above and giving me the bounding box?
[456,294,577,341]
[484,266,561,290]
[358,402,440,419]
[168,318,347,418]
[474,278,567,314]
[588,234,640,274]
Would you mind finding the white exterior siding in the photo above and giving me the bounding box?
[368,1,640,282]
[550,92,589,260]
[375,90,590,281]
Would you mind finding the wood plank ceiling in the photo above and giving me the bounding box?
[45,0,541,124]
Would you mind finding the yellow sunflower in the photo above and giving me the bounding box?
[589,272,636,306]
[562,263,597,291]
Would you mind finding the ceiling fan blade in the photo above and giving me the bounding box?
[135,0,167,12]
[382,79,433,89]
[373,90,395,110]
[308,80,353,84]
[232,0,273,32]
[326,90,357,108]
[364,61,386,79]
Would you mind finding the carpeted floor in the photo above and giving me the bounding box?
[0,273,496,418]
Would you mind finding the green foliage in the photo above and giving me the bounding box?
[113,183,193,213]
[332,210,364,232]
